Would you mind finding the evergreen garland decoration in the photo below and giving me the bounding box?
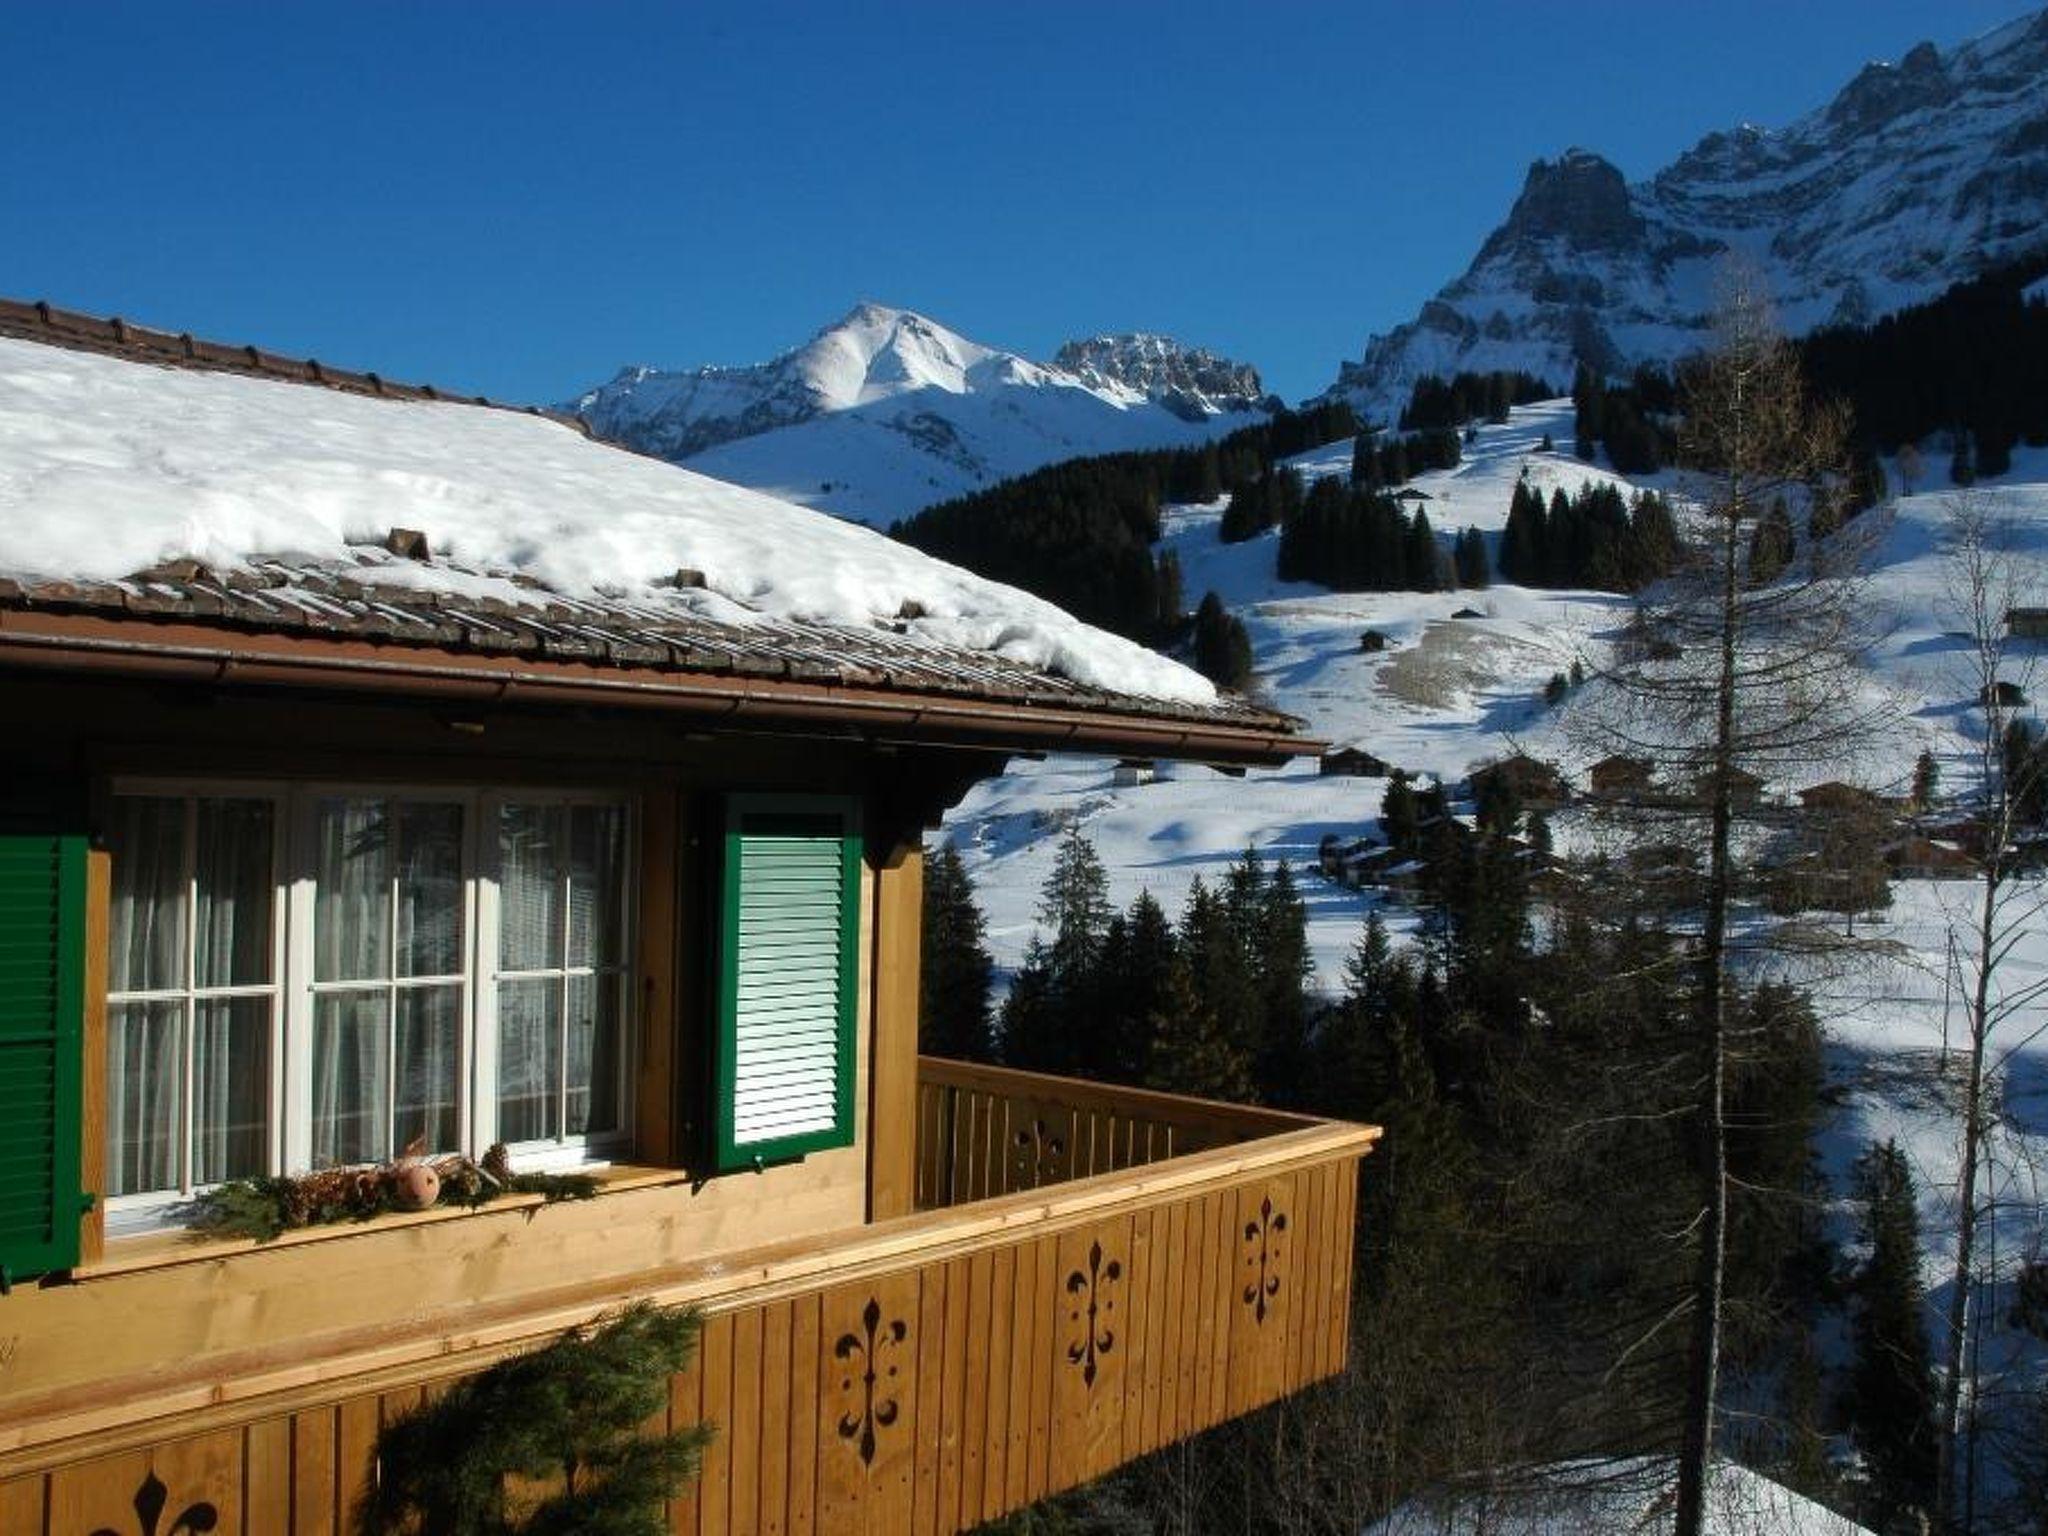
[187,1144,598,1243]
[359,1301,710,1536]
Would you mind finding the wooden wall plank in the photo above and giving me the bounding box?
[0,1474,42,1536]
[729,1308,763,1536]
[291,1406,337,1536]
[977,1243,1016,1524]
[668,1314,707,1536]
[1024,1235,1057,1504]
[910,1264,946,1536]
[757,1302,792,1536]
[1121,1206,1154,1464]
[335,1395,378,1532]
[786,1291,821,1536]
[245,1415,292,1533]
[934,1256,969,1536]
[1001,1238,1034,1514]
[956,1250,990,1532]
[698,1312,735,1536]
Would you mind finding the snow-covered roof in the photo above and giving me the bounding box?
[0,301,1297,752]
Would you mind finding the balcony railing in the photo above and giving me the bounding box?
[0,1061,1377,1536]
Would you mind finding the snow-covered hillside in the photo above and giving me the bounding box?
[937,400,2048,1457]
[567,304,1268,526]
[1329,9,2048,416]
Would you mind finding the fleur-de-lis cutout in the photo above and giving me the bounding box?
[1011,1116,1067,1188]
[1064,1238,1124,1387]
[89,1470,220,1536]
[1241,1195,1289,1325]
[834,1296,910,1467]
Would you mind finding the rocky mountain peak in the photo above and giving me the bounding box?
[1480,150,1644,260]
[1052,333,1264,413]
[1327,6,2048,417]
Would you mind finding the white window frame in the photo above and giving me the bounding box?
[103,781,290,1232]
[103,779,638,1230]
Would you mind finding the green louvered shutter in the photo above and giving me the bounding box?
[713,797,861,1172]
[0,836,86,1283]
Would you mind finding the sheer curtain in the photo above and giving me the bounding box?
[312,799,390,1167]
[191,799,272,1184]
[498,802,563,1143]
[107,798,184,1196]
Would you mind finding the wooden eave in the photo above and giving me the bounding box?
[0,607,1317,767]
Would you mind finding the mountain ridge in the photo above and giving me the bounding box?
[1328,7,2048,416]
[567,305,1268,525]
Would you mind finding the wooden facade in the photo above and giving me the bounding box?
[0,667,1374,1534]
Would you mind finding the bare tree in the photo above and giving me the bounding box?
[1932,495,2048,1533]
[1569,270,1895,1536]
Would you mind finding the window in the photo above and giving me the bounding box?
[103,785,634,1218]
[713,795,861,1172]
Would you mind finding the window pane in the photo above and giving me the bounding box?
[108,1000,182,1196]
[566,974,622,1136]
[195,799,275,988]
[569,804,627,969]
[497,978,561,1143]
[315,799,391,983]
[108,797,185,995]
[192,997,269,1185]
[396,985,462,1155]
[396,803,464,978]
[498,804,564,971]
[312,992,389,1168]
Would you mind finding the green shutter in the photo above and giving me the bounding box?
[713,796,861,1172]
[0,836,86,1284]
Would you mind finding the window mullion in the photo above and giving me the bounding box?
[181,797,198,1198]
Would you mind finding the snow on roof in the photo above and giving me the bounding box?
[0,321,1216,707]
[1364,1457,1872,1536]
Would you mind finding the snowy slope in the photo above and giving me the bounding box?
[0,334,1217,704]
[1330,9,2048,416]
[568,304,1269,526]
[937,401,2048,1442]
[1364,1457,1872,1535]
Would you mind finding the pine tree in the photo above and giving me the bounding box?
[1749,497,1796,584]
[1912,748,1940,812]
[1147,878,1254,1100]
[1001,827,1112,1073]
[1848,1140,1938,1528]
[920,845,993,1061]
[1193,591,1254,690]
[363,1302,709,1536]
[1154,547,1184,631]
[1382,769,1421,855]
[1951,429,1977,487]
[1253,860,1313,1105]
[1094,889,1176,1083]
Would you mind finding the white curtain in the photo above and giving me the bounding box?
[106,799,184,1196]
[191,800,273,1184]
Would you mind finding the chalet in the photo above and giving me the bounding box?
[2007,606,2048,639]
[0,302,1378,1532]
[1692,765,1766,808]
[1885,837,1978,879]
[1587,754,1655,800]
[1468,754,1570,810]
[1358,628,1390,654]
[1979,680,2028,707]
[1798,780,1884,813]
[1320,746,1391,778]
[1450,606,1487,620]
[1110,758,1157,787]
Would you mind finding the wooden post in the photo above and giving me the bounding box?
[868,842,923,1221]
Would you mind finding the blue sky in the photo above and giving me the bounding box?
[2,2,2029,405]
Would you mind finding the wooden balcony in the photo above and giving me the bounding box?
[0,1060,1376,1536]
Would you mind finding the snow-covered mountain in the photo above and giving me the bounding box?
[567,304,1268,526]
[1329,8,2048,416]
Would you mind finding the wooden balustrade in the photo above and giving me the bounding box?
[0,1064,1376,1536]
[915,1054,1319,1207]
